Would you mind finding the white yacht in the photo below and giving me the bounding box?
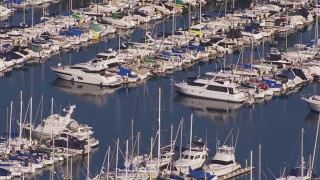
[203,145,241,176]
[175,72,248,103]
[174,140,208,175]
[51,54,124,87]
[301,95,320,113]
[22,104,97,149]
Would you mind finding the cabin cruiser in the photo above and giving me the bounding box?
[203,145,241,176]
[175,72,248,103]
[174,140,208,175]
[261,48,292,66]
[301,95,320,113]
[52,132,92,155]
[51,54,124,87]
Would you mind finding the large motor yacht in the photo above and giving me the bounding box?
[175,72,247,103]
[51,53,124,87]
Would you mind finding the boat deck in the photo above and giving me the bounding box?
[217,167,254,180]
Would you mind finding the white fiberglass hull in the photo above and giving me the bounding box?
[174,160,205,175]
[175,83,247,103]
[302,97,320,112]
[204,163,241,176]
[51,66,122,87]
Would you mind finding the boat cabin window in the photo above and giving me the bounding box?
[187,82,205,87]
[228,88,234,94]
[183,155,189,159]
[70,66,87,70]
[211,160,234,165]
[195,155,200,159]
[207,85,228,92]
[200,74,215,80]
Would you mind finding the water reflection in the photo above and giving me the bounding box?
[305,110,320,122]
[174,95,243,122]
[50,78,117,106]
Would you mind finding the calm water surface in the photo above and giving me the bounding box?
[1,1,320,179]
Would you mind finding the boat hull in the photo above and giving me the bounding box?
[175,83,246,103]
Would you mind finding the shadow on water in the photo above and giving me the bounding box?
[50,78,119,106]
[174,94,243,122]
[305,111,320,122]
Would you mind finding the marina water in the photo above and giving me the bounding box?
[0,0,320,179]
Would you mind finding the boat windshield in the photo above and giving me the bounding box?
[211,160,234,165]
[200,74,215,80]
[288,168,309,177]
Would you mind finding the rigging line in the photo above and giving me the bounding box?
[22,98,30,127]
[34,95,43,124]
[222,128,233,146]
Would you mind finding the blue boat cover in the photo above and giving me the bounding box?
[6,0,22,4]
[189,167,215,179]
[59,27,83,36]
[118,65,138,78]
[262,76,283,88]
[282,70,295,80]
[0,168,10,176]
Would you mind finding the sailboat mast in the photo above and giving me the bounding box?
[310,115,320,179]
[126,140,128,179]
[199,0,201,26]
[115,138,119,180]
[107,146,110,180]
[87,132,90,179]
[29,97,33,145]
[131,119,134,158]
[31,0,34,27]
[19,91,23,140]
[316,10,319,47]
[301,128,304,179]
[157,88,161,170]
[251,30,254,71]
[137,132,140,165]
[51,97,53,115]
[189,114,193,158]
[180,118,183,162]
[250,150,253,180]
[9,101,13,150]
[258,144,262,180]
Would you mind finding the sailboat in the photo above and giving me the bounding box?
[174,114,208,175]
[276,128,316,180]
[145,88,175,170]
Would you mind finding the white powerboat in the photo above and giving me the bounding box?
[174,140,208,175]
[301,95,320,112]
[203,145,241,176]
[175,72,248,103]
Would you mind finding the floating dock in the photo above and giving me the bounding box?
[217,167,254,180]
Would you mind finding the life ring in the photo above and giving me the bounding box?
[40,51,46,58]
